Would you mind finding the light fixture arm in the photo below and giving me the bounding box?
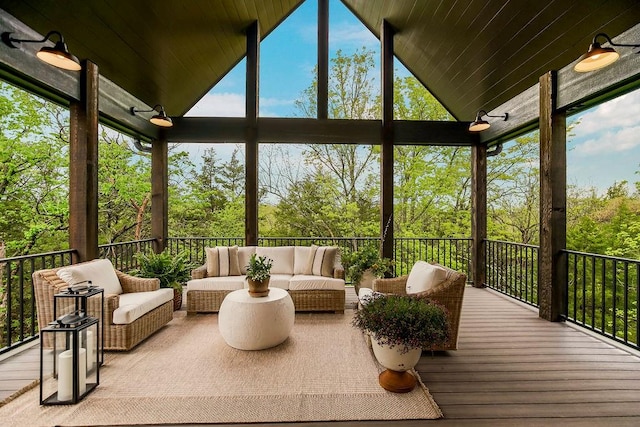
[476,110,508,121]
[2,30,65,48]
[130,104,165,115]
[592,33,640,49]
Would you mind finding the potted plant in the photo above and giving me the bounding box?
[135,250,192,311]
[245,253,273,297]
[352,293,449,393]
[342,246,393,295]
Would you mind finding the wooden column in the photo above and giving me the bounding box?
[151,133,168,253]
[539,70,567,322]
[317,0,329,120]
[69,60,99,263]
[245,21,260,245]
[471,143,487,288]
[380,20,394,261]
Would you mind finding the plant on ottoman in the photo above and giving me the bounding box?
[246,253,273,297]
[136,250,192,310]
[352,293,449,393]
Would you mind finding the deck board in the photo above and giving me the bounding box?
[1,286,640,426]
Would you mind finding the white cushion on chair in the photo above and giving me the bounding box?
[112,288,173,324]
[57,259,123,295]
[405,261,448,295]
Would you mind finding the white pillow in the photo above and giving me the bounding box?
[56,259,123,295]
[256,246,295,275]
[405,261,448,295]
[294,246,316,275]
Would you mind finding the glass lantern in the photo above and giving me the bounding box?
[39,317,100,405]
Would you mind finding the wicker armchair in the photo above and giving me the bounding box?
[33,260,173,351]
[369,263,466,351]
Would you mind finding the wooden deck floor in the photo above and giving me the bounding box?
[2,286,640,426]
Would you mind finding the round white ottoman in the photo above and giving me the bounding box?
[218,287,295,350]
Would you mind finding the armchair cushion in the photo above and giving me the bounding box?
[113,288,173,324]
[56,258,123,295]
[405,261,447,295]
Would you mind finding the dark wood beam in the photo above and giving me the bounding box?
[245,21,259,245]
[471,142,487,288]
[151,132,168,254]
[317,0,328,120]
[539,70,567,322]
[69,60,99,263]
[380,20,394,261]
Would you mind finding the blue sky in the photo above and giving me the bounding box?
[184,0,640,195]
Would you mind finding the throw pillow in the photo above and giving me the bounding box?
[312,246,337,277]
[405,260,448,294]
[294,246,317,275]
[205,246,241,277]
[56,259,123,295]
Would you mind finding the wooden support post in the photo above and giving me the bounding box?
[471,143,487,288]
[539,70,567,322]
[317,0,329,120]
[151,134,168,254]
[380,20,394,261]
[245,21,260,246]
[69,60,99,263]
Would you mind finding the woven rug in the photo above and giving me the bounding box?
[0,310,442,425]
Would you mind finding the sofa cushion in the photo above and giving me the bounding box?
[289,274,345,291]
[260,274,292,290]
[311,246,337,277]
[238,246,257,274]
[112,288,173,324]
[294,246,316,275]
[205,246,241,277]
[57,259,123,295]
[256,246,295,275]
[405,261,448,295]
[187,276,246,292]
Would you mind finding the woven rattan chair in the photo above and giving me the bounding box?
[369,263,466,351]
[33,260,173,351]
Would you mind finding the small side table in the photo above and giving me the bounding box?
[54,286,104,366]
[218,288,295,350]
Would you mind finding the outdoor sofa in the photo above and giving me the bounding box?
[33,259,174,351]
[187,245,346,313]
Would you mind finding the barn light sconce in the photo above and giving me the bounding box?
[1,30,81,71]
[130,105,173,128]
[574,33,640,72]
[468,110,508,132]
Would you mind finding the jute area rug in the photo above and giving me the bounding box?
[0,310,442,425]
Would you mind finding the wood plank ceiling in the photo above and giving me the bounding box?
[0,0,639,121]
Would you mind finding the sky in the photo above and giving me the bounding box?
[183,0,640,195]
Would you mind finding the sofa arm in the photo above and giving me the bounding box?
[103,294,120,325]
[333,266,345,280]
[372,275,409,295]
[191,264,207,280]
[116,270,160,293]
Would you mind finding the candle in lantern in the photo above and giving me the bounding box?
[86,330,94,372]
[57,348,87,401]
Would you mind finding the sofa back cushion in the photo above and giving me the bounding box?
[56,258,123,295]
[238,246,257,275]
[206,246,241,277]
[312,246,338,277]
[294,246,316,275]
[256,246,295,274]
[405,261,448,295]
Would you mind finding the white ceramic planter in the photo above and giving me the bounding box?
[371,338,422,372]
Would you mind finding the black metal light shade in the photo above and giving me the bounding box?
[574,33,640,72]
[2,30,81,71]
[469,110,508,132]
[131,104,173,128]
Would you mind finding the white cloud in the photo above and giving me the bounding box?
[575,126,640,155]
[185,92,245,117]
[571,91,640,137]
[330,22,377,49]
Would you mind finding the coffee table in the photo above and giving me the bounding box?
[218,287,295,350]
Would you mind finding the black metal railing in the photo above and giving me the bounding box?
[0,249,75,354]
[566,250,639,350]
[485,240,539,307]
[99,238,156,271]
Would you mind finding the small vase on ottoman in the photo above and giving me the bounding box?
[246,254,273,297]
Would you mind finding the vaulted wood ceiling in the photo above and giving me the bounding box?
[1,0,639,122]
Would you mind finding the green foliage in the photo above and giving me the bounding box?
[134,250,193,290]
[342,245,393,284]
[352,293,450,353]
[245,253,273,282]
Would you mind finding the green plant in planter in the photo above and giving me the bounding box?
[135,250,192,292]
[352,293,450,353]
[246,253,273,282]
[342,245,393,285]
